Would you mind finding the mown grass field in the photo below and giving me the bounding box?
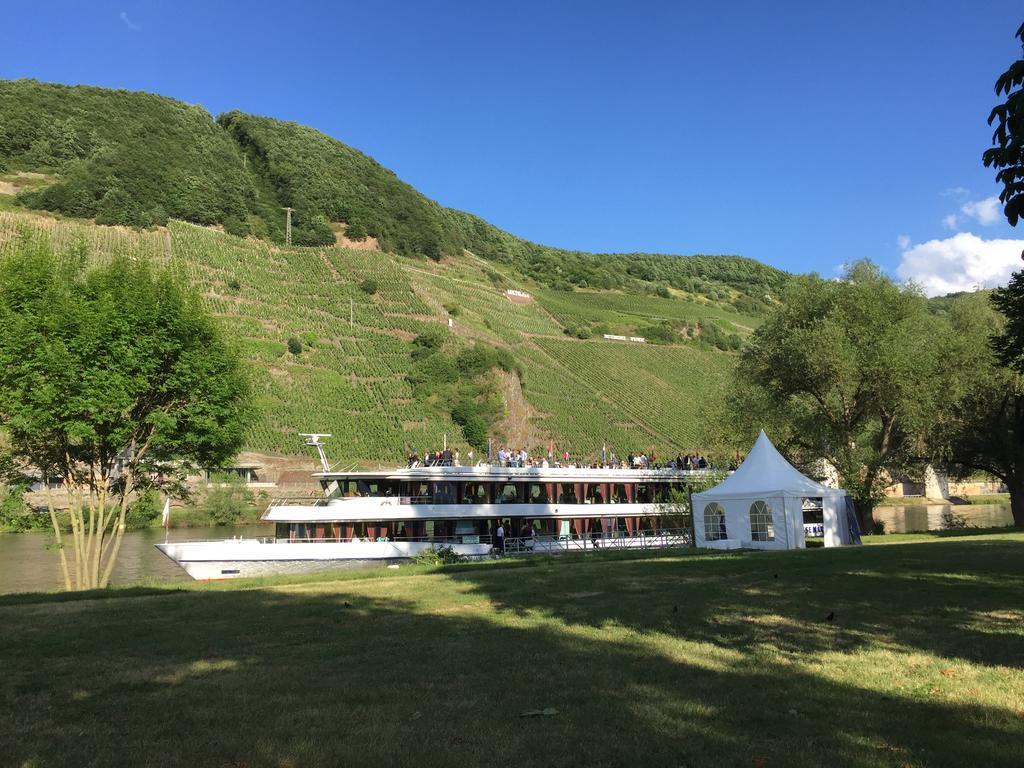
[0,210,754,462]
[2,532,1022,767]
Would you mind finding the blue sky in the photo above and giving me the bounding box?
[3,1,1023,292]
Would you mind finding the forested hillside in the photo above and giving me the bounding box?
[0,79,793,463]
[0,80,786,303]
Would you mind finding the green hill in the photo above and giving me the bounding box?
[0,79,792,464]
[0,80,786,298]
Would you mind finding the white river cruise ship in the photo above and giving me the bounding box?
[157,437,718,580]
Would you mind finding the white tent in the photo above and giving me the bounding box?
[692,431,855,550]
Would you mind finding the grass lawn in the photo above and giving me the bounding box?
[2,533,1023,767]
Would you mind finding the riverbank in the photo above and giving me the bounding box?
[2,532,1022,767]
[878,493,1010,506]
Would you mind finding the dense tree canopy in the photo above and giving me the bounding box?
[728,262,945,531]
[984,22,1024,226]
[0,230,250,588]
[931,293,1024,527]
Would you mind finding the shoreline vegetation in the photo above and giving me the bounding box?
[0,476,268,533]
[2,533,1021,766]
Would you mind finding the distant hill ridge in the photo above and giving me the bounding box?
[0,79,787,307]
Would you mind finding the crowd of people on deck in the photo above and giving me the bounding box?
[406,444,731,470]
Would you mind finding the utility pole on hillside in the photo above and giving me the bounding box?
[282,207,294,246]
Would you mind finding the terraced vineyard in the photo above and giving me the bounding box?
[520,338,734,456]
[0,210,762,463]
[536,288,760,335]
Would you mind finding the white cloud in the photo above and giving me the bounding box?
[941,186,970,200]
[941,194,1003,230]
[897,233,1024,296]
[960,195,1002,226]
[119,11,141,31]
[897,234,910,250]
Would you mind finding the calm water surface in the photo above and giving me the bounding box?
[0,524,270,594]
[873,503,1012,534]
[0,504,1014,593]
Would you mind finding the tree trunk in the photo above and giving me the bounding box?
[1010,480,1024,529]
[857,499,875,535]
[43,485,72,591]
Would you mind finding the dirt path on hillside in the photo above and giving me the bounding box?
[494,369,546,449]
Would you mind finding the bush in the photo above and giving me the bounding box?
[226,277,242,293]
[443,302,460,317]
[287,336,302,355]
[125,489,163,529]
[301,331,317,348]
[346,219,368,240]
[564,324,592,340]
[412,545,468,565]
[483,267,506,288]
[360,279,378,295]
[640,323,678,344]
[0,482,46,531]
[202,475,254,525]
[223,216,250,237]
[95,187,140,226]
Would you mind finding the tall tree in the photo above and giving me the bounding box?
[933,293,1024,528]
[728,262,945,531]
[985,22,1024,370]
[0,230,249,589]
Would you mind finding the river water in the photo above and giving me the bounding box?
[0,524,270,594]
[872,502,1012,534]
[0,504,1014,594]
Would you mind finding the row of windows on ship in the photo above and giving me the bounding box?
[276,514,690,543]
[324,479,692,505]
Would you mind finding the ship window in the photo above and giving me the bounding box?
[495,483,520,504]
[526,483,549,503]
[432,482,456,504]
[749,500,774,542]
[321,480,343,499]
[462,482,488,503]
[704,503,727,541]
[636,484,654,503]
[558,483,578,503]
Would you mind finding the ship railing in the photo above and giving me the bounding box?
[501,527,694,555]
[276,534,496,545]
[268,496,331,507]
[165,530,695,552]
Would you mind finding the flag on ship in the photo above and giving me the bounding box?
[161,498,170,529]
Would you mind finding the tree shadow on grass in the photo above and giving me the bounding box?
[0,554,1022,768]
[453,540,1024,669]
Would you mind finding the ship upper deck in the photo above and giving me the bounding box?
[315,464,722,484]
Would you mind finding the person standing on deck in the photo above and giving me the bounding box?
[495,521,505,554]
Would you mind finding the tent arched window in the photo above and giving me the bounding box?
[749,500,774,541]
[703,503,727,541]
